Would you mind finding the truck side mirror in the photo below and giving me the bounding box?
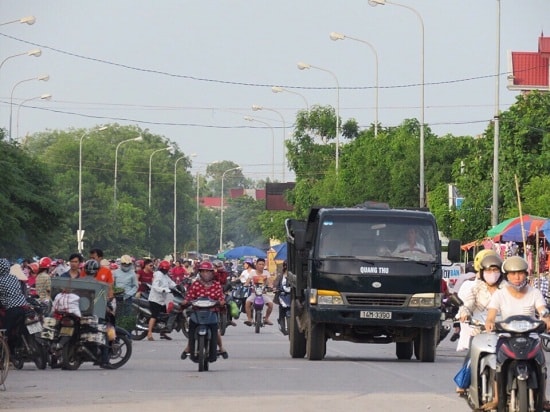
[447,239,461,262]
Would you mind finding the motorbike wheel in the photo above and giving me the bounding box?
[278,316,288,336]
[108,330,132,369]
[61,343,82,370]
[29,338,48,370]
[542,335,550,352]
[254,310,262,334]
[289,298,306,359]
[219,311,228,337]
[515,380,529,412]
[198,335,207,372]
[11,355,24,370]
[181,316,190,339]
[131,315,148,341]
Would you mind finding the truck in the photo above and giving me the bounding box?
[285,202,461,362]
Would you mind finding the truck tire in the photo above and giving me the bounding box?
[289,299,306,358]
[417,327,436,363]
[395,341,413,360]
[306,320,326,361]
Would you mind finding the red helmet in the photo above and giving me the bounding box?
[29,262,39,274]
[198,261,214,271]
[158,260,171,271]
[39,257,52,270]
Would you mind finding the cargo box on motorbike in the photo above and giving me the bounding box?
[51,278,109,318]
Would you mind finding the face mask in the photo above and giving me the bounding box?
[508,279,528,291]
[484,271,501,285]
[121,264,132,272]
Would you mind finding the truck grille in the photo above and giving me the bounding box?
[345,295,407,307]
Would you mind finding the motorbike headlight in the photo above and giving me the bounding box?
[409,293,439,308]
[499,319,539,333]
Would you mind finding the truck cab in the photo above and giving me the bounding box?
[286,204,460,362]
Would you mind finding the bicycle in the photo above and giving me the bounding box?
[0,329,9,390]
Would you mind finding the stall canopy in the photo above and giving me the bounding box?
[487,215,548,242]
[223,245,267,259]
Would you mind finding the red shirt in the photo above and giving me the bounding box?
[95,267,113,284]
[137,269,154,292]
[170,266,188,284]
[185,279,224,310]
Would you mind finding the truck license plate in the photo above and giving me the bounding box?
[360,311,392,319]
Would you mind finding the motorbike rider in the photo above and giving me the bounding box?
[213,259,236,327]
[243,258,274,326]
[113,255,138,301]
[35,257,53,310]
[0,258,28,359]
[484,256,550,411]
[272,261,290,329]
[180,261,228,361]
[147,260,176,341]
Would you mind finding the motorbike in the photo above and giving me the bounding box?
[230,280,250,317]
[131,284,189,340]
[5,297,49,370]
[40,311,132,370]
[184,298,226,372]
[251,284,267,334]
[277,291,291,336]
[438,295,456,343]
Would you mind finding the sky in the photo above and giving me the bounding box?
[1,1,549,182]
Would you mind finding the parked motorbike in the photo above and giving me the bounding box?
[184,298,225,372]
[7,297,49,370]
[131,284,189,340]
[40,312,132,370]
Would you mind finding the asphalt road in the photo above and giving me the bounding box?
[1,322,474,412]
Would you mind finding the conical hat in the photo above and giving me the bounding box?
[10,263,28,281]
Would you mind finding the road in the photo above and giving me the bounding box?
[1,323,472,412]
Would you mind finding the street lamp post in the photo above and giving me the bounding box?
[297,61,340,173]
[196,170,201,256]
[16,93,51,139]
[244,116,275,180]
[174,156,186,260]
[0,48,41,72]
[114,136,143,209]
[148,147,171,208]
[369,0,425,206]
[0,16,36,26]
[78,126,108,253]
[329,31,379,138]
[219,166,241,252]
[271,86,309,112]
[252,105,287,181]
[492,0,501,226]
[9,73,49,140]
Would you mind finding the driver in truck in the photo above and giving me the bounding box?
[393,227,427,254]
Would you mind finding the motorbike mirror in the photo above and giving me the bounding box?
[449,292,463,307]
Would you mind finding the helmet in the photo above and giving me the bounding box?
[502,256,529,275]
[120,255,132,265]
[29,262,39,274]
[244,258,254,266]
[158,260,171,271]
[212,260,223,268]
[473,249,498,272]
[198,261,214,271]
[84,259,99,276]
[479,254,503,284]
[39,256,52,270]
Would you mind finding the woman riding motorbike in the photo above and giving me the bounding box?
[180,261,228,361]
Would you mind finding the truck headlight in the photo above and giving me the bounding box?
[409,293,440,307]
[310,289,344,305]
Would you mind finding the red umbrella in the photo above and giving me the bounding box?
[493,215,548,242]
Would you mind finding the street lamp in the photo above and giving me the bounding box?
[271,86,309,112]
[16,93,51,139]
[329,31,379,138]
[114,135,143,209]
[492,0,501,226]
[252,104,287,181]
[78,126,108,253]
[297,61,340,173]
[219,166,242,252]
[244,116,275,180]
[0,48,41,72]
[369,0,425,207]
[9,73,49,140]
[0,16,36,26]
[148,147,172,208]
[173,156,187,261]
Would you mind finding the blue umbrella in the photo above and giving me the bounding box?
[224,245,267,259]
[274,243,287,261]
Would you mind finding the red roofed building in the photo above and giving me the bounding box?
[199,188,266,210]
[507,35,550,92]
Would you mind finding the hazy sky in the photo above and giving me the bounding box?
[1,1,548,181]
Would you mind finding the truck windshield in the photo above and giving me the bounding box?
[317,215,437,262]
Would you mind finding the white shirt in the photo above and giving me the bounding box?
[148,270,176,305]
[488,284,546,320]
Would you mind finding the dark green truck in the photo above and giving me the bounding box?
[285,203,460,362]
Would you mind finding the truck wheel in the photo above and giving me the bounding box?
[289,299,306,358]
[306,320,326,361]
[395,342,413,360]
[417,327,436,363]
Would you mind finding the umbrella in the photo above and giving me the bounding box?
[274,243,287,261]
[488,215,548,242]
[542,220,550,240]
[223,245,267,259]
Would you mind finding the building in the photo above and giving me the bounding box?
[507,34,550,92]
